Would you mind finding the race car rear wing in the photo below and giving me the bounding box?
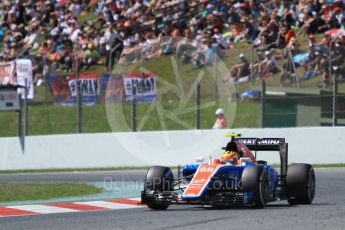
[234,138,288,177]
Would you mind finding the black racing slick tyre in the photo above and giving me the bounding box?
[287,163,315,205]
[242,166,269,208]
[144,166,174,210]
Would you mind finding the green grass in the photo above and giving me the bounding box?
[0,183,103,202]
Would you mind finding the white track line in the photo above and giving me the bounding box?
[128,198,141,202]
[75,201,142,210]
[9,205,79,214]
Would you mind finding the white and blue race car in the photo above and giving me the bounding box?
[141,134,316,210]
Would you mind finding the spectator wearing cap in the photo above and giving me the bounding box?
[119,39,139,65]
[250,51,265,79]
[308,34,318,46]
[228,53,250,82]
[212,28,227,49]
[213,108,227,129]
[303,43,322,80]
[81,43,99,70]
[325,6,342,29]
[259,50,279,79]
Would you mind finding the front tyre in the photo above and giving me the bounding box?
[242,166,269,208]
[287,163,315,205]
[143,166,174,210]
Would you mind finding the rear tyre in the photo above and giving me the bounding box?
[242,166,269,208]
[144,166,174,210]
[287,163,315,205]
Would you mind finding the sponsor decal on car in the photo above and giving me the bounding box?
[183,165,218,197]
[237,138,283,145]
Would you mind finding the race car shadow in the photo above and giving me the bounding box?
[158,204,291,211]
[265,202,335,209]
[283,202,335,207]
[265,204,294,209]
[144,202,333,211]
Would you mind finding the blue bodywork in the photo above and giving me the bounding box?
[182,161,279,205]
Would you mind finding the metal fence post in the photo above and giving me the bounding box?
[75,45,82,133]
[333,70,338,126]
[260,79,266,128]
[131,86,137,131]
[195,83,200,129]
[328,36,340,127]
[15,50,29,136]
[23,79,28,136]
[288,50,300,88]
[108,44,121,74]
[17,96,22,137]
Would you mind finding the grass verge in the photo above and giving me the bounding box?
[0,182,103,202]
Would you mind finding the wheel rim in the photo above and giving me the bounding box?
[308,169,315,202]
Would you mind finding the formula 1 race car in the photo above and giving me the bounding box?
[141,134,316,209]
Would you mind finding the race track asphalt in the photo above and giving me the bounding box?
[0,168,344,230]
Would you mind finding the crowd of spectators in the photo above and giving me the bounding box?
[1,0,345,88]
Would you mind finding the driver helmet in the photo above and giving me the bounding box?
[220,151,238,162]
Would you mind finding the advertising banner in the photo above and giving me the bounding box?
[16,59,34,99]
[0,61,15,85]
[122,72,156,102]
[48,73,105,106]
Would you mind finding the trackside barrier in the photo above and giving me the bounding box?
[0,127,344,170]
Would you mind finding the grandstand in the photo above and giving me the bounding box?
[0,0,344,136]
